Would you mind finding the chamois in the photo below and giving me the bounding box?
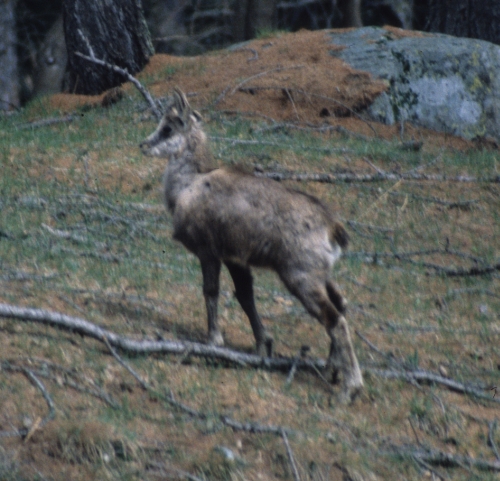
[140,89,363,402]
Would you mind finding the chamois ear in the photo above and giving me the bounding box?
[192,110,203,122]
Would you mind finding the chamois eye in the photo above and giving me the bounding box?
[160,124,172,137]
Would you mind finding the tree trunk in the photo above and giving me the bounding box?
[338,0,362,28]
[62,0,154,95]
[414,0,500,45]
[233,0,276,42]
[0,0,19,110]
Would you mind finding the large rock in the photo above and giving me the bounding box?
[329,27,500,140]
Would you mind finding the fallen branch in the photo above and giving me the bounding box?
[489,420,500,461]
[346,248,499,277]
[391,446,500,472]
[400,258,500,277]
[281,429,301,481]
[257,170,500,184]
[146,461,206,481]
[0,302,325,373]
[214,65,305,105]
[356,331,499,404]
[97,318,294,435]
[210,135,350,153]
[74,51,161,120]
[2,303,497,405]
[0,363,55,438]
[18,115,75,130]
[237,86,379,138]
[367,368,498,404]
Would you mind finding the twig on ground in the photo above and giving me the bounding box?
[102,336,149,391]
[0,270,58,283]
[346,248,499,277]
[0,363,56,438]
[4,302,295,437]
[408,417,422,446]
[22,367,56,423]
[368,368,498,403]
[74,51,161,120]
[2,303,496,405]
[210,135,350,153]
[283,87,300,120]
[390,446,500,472]
[214,65,305,105]
[18,115,75,130]
[257,169,500,184]
[401,258,500,277]
[281,429,301,481]
[213,109,279,123]
[231,46,259,62]
[285,346,309,386]
[146,461,206,481]
[364,187,479,209]
[42,223,102,247]
[489,420,500,461]
[412,456,447,481]
[356,331,497,403]
[5,357,118,408]
[285,355,300,387]
[0,303,320,373]
[238,86,379,137]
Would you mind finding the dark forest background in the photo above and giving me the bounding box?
[1,0,500,109]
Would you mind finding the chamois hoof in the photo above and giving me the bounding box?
[256,337,274,357]
[324,366,340,385]
[338,383,363,405]
[208,331,224,347]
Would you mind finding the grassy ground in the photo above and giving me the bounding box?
[0,83,499,481]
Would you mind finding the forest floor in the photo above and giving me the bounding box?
[1,28,499,481]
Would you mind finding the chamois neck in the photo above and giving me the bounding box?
[163,146,215,213]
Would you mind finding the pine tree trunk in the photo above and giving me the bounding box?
[63,0,154,95]
[414,0,500,45]
[0,0,19,110]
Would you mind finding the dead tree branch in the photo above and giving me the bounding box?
[18,115,76,130]
[281,429,301,481]
[214,65,305,105]
[210,135,350,153]
[356,331,499,404]
[367,368,498,404]
[0,363,55,438]
[0,302,324,374]
[346,248,499,277]
[237,86,379,137]
[489,420,500,461]
[257,169,500,184]
[74,51,161,120]
[391,446,500,472]
[2,303,497,405]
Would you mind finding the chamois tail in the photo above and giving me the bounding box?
[331,221,349,249]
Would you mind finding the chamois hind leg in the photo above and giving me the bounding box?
[225,261,273,357]
[325,279,348,382]
[326,279,347,314]
[280,271,363,403]
[199,255,224,346]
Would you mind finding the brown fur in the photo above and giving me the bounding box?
[140,88,363,402]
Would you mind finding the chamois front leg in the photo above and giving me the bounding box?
[225,261,273,357]
[200,256,224,347]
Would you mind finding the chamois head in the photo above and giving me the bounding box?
[140,88,204,158]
